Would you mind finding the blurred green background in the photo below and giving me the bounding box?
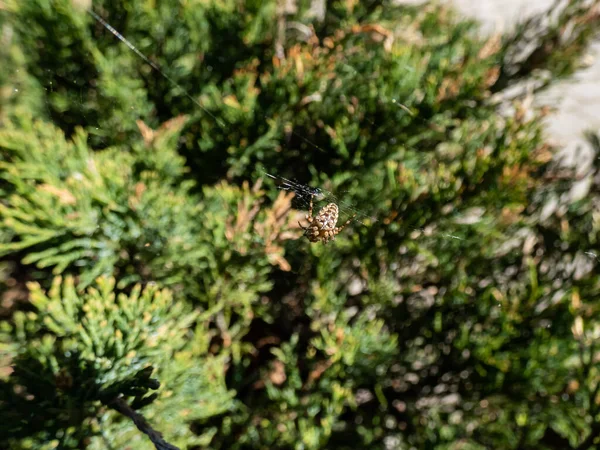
[2,0,600,449]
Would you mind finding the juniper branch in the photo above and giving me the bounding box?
[107,397,179,450]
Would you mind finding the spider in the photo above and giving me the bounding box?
[299,194,356,243]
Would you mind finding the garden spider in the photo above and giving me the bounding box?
[299,194,356,243]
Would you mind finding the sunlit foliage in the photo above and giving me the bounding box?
[1,0,600,448]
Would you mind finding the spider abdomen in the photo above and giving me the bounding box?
[316,203,339,230]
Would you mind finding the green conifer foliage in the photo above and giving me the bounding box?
[1,276,233,448]
[0,115,283,305]
[2,0,600,449]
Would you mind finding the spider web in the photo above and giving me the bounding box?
[46,8,510,249]
[85,9,478,241]
[86,8,378,231]
[59,8,537,249]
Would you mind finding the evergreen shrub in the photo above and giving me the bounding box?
[1,0,600,449]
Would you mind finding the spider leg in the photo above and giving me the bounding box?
[335,214,357,234]
[307,194,314,221]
